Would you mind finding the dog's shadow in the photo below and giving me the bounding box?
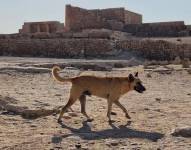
[53,121,164,142]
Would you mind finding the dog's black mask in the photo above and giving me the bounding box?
[134,82,146,93]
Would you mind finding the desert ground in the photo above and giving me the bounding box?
[0,57,190,150]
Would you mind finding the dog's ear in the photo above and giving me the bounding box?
[135,72,138,77]
[128,74,134,82]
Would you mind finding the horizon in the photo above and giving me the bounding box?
[0,0,191,34]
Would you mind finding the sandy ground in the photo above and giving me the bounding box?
[0,57,191,150]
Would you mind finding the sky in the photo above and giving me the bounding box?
[0,0,190,34]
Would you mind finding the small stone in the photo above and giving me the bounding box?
[75,143,81,149]
[55,94,62,97]
[154,109,161,112]
[111,112,117,115]
[146,72,152,78]
[171,126,191,137]
[88,141,95,145]
[110,140,119,146]
[63,115,71,119]
[51,136,62,144]
[68,112,78,117]
[67,135,81,140]
[144,108,150,111]
[155,98,161,102]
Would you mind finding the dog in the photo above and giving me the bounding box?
[52,66,146,123]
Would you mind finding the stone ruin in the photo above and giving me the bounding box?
[65,5,142,32]
[17,5,191,37]
[19,21,64,34]
[123,21,187,37]
[0,4,191,60]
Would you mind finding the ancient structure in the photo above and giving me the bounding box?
[0,4,189,60]
[0,34,191,60]
[17,5,191,37]
[123,21,187,37]
[19,21,64,34]
[65,5,142,31]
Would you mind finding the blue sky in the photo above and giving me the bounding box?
[0,0,190,34]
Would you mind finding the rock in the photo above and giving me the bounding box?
[111,112,117,115]
[68,112,78,117]
[181,58,190,68]
[110,140,119,146]
[113,63,125,68]
[51,136,62,144]
[155,98,161,102]
[146,72,152,78]
[88,141,95,145]
[66,135,81,140]
[171,126,191,137]
[173,56,181,64]
[30,124,37,128]
[75,143,81,149]
[63,115,72,119]
[106,140,119,146]
[144,108,150,111]
[187,69,191,74]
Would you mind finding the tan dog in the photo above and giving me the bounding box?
[52,66,146,123]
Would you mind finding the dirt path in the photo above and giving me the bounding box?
[0,58,191,150]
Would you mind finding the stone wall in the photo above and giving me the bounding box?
[123,21,187,37]
[19,21,64,34]
[0,35,190,60]
[0,29,111,39]
[116,39,191,60]
[125,10,142,24]
[0,39,113,58]
[65,5,142,31]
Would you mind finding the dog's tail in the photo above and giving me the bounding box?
[52,66,73,83]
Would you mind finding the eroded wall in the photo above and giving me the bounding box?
[19,21,64,34]
[0,38,113,58]
[125,10,142,24]
[0,36,190,60]
[65,5,142,31]
[123,21,187,37]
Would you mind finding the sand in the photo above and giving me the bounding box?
[0,57,190,150]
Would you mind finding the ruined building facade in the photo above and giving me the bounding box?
[18,5,190,37]
[19,21,64,34]
[65,5,142,31]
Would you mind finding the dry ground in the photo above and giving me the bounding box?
[0,57,191,150]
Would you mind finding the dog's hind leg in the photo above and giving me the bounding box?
[58,97,77,123]
[114,100,131,119]
[79,95,93,122]
[107,99,114,122]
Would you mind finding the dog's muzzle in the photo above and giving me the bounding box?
[134,84,146,93]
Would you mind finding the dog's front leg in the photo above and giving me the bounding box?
[107,99,114,122]
[114,100,131,119]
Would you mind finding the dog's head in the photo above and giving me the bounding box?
[128,72,146,93]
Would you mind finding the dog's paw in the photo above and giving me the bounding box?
[57,119,62,123]
[108,119,115,123]
[87,118,94,122]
